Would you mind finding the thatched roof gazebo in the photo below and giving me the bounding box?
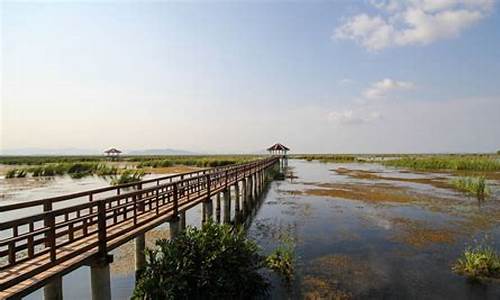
[267,143,290,156]
[104,148,122,160]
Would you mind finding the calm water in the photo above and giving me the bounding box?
[2,160,500,299]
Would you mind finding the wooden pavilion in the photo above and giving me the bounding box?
[104,148,122,160]
[267,143,290,156]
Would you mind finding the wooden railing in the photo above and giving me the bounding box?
[0,157,278,292]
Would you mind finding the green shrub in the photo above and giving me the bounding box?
[453,246,500,280]
[132,222,270,300]
[451,176,490,199]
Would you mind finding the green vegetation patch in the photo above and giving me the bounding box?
[111,169,145,185]
[4,163,118,179]
[133,222,270,300]
[383,156,500,172]
[450,176,490,199]
[266,237,296,284]
[294,154,358,163]
[136,156,257,168]
[453,245,500,281]
[5,169,27,178]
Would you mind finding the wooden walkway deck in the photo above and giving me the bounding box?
[0,157,278,299]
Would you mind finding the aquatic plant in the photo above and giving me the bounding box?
[453,245,500,281]
[111,169,145,185]
[266,237,296,284]
[94,164,118,176]
[132,221,270,300]
[5,169,27,178]
[383,156,500,172]
[450,176,490,199]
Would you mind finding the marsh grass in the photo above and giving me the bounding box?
[5,169,27,178]
[453,245,500,281]
[111,169,145,185]
[384,156,500,172]
[450,176,490,199]
[137,156,255,168]
[4,163,118,179]
[294,155,358,163]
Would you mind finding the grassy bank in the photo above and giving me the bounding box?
[383,156,500,172]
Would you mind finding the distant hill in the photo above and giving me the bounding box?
[127,149,197,156]
[0,148,101,156]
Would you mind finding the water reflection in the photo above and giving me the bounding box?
[247,159,500,299]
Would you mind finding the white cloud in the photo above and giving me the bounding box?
[328,110,382,125]
[335,0,494,50]
[363,78,414,99]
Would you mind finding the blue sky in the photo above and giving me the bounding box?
[1,0,500,153]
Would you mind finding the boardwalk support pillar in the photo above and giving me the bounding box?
[90,256,112,300]
[234,182,240,213]
[241,178,247,213]
[223,189,231,224]
[169,216,180,239]
[44,276,62,300]
[179,211,186,231]
[202,199,213,224]
[215,193,221,223]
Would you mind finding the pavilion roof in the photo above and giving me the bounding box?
[267,143,290,151]
[104,148,122,154]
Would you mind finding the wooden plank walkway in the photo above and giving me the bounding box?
[0,157,278,299]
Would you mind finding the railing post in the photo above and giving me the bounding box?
[173,184,179,217]
[206,174,211,200]
[43,201,52,248]
[48,211,56,262]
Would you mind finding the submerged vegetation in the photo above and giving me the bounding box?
[453,245,500,281]
[450,176,490,199]
[266,237,296,284]
[133,222,270,300]
[383,156,500,172]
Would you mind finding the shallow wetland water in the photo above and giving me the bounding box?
[1,159,500,299]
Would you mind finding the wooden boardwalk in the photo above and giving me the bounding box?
[0,157,279,299]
